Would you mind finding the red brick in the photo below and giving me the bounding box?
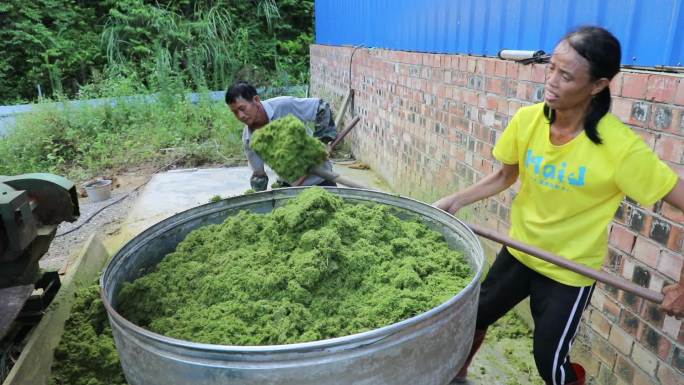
[614,354,636,383]
[611,225,636,254]
[515,82,527,99]
[675,79,684,106]
[598,364,619,384]
[650,105,676,132]
[572,334,601,377]
[611,97,632,122]
[663,315,682,340]
[506,61,518,79]
[631,342,658,375]
[518,64,533,81]
[658,250,683,280]
[661,201,684,223]
[591,309,613,338]
[485,77,505,95]
[633,127,656,149]
[629,101,652,127]
[603,295,622,322]
[621,258,636,280]
[648,273,665,293]
[509,97,524,118]
[639,324,673,360]
[531,63,546,83]
[673,346,684,373]
[622,72,650,99]
[619,287,644,315]
[485,59,496,75]
[494,60,507,77]
[631,369,655,385]
[610,73,623,97]
[640,301,666,329]
[609,326,635,355]
[646,75,679,103]
[459,55,468,71]
[668,224,684,251]
[657,363,684,385]
[619,309,644,338]
[632,237,661,268]
[594,335,618,367]
[655,134,684,164]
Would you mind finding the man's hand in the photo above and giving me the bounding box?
[250,173,268,192]
[662,283,684,318]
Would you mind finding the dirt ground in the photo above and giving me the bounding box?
[39,166,157,273]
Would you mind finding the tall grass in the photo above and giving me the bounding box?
[101,0,286,93]
[0,89,244,182]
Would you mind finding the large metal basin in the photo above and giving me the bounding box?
[101,187,485,385]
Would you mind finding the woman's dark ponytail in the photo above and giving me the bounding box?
[584,87,612,144]
[545,26,621,145]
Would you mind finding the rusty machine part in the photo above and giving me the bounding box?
[0,173,79,342]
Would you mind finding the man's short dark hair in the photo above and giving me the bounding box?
[225,81,258,104]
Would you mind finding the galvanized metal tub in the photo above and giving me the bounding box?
[101,187,485,385]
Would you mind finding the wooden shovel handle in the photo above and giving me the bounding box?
[327,116,361,154]
[465,222,664,304]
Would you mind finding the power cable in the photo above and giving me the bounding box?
[55,154,187,238]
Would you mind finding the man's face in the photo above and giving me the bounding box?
[229,96,262,128]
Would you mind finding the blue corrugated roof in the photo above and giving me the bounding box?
[316,0,684,68]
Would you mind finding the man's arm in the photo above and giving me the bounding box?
[433,163,519,214]
[244,133,268,191]
[661,178,684,317]
[313,100,337,144]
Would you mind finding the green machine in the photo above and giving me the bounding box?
[0,173,79,342]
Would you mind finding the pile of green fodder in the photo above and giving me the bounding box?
[250,114,328,182]
[49,283,126,385]
[117,187,473,345]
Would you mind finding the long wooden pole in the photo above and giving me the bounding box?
[465,221,664,303]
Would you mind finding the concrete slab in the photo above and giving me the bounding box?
[117,164,390,244]
[119,166,272,238]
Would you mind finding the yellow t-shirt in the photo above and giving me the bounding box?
[493,103,678,286]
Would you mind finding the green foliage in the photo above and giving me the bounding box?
[0,89,243,181]
[0,1,105,103]
[49,283,126,385]
[0,0,314,104]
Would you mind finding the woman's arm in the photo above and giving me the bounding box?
[661,178,684,318]
[433,163,519,215]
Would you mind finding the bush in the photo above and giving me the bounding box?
[0,90,243,181]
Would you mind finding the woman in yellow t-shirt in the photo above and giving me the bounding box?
[435,26,684,385]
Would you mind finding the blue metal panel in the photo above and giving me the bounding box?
[315,0,684,67]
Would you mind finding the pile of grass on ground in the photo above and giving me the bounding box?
[0,94,243,182]
[250,114,328,182]
[50,283,126,385]
[118,187,473,345]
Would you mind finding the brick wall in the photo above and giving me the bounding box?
[310,44,684,384]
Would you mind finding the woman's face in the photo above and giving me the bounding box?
[545,40,605,111]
